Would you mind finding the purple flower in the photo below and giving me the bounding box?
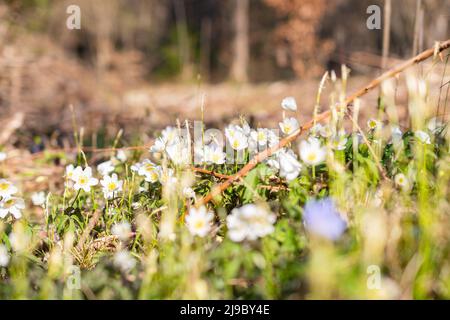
[303,198,347,240]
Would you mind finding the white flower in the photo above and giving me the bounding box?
[204,145,226,164]
[331,129,348,151]
[226,204,276,242]
[100,174,123,199]
[167,143,191,166]
[137,159,161,183]
[149,137,166,153]
[281,96,297,111]
[97,160,115,176]
[114,250,136,271]
[183,187,196,199]
[65,164,75,180]
[150,126,180,153]
[0,152,7,162]
[391,126,403,143]
[0,179,18,198]
[279,117,299,135]
[130,161,142,173]
[0,244,9,267]
[185,206,214,237]
[415,130,431,144]
[31,191,46,207]
[116,150,127,162]
[299,137,327,166]
[394,173,410,190]
[227,131,248,151]
[278,149,302,181]
[0,197,25,219]
[367,118,382,130]
[111,221,132,241]
[71,166,98,192]
[250,128,270,146]
[427,117,443,133]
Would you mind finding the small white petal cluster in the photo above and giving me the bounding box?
[281,96,297,111]
[0,244,9,267]
[182,187,196,199]
[226,204,276,242]
[185,206,214,237]
[0,179,25,219]
[133,159,162,183]
[97,160,115,176]
[114,250,136,271]
[299,137,327,166]
[394,173,410,190]
[267,149,303,182]
[31,191,46,207]
[111,221,132,241]
[414,130,431,144]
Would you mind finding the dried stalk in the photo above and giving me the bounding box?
[195,40,450,208]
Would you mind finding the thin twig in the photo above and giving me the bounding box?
[195,40,450,208]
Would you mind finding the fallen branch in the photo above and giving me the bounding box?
[195,39,450,208]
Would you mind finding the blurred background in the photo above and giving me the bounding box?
[0,0,448,149]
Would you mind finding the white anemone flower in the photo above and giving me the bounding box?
[31,191,46,207]
[100,174,123,199]
[415,130,431,144]
[391,126,403,143]
[332,129,348,151]
[71,166,99,192]
[0,152,7,162]
[281,96,297,111]
[149,126,180,153]
[367,118,382,130]
[0,244,9,267]
[0,197,25,219]
[279,117,299,135]
[97,160,115,176]
[250,128,270,146]
[0,179,18,198]
[227,131,248,151]
[166,142,191,165]
[138,159,161,183]
[111,221,132,241]
[185,206,214,237]
[299,137,327,166]
[205,145,226,164]
[394,173,410,190]
[226,204,276,242]
[278,150,302,182]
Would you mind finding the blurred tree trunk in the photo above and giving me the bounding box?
[230,0,249,83]
[174,0,193,81]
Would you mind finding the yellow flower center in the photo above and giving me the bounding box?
[79,176,88,185]
[194,220,205,229]
[307,153,317,162]
[108,182,117,191]
[284,125,291,133]
[0,183,9,191]
[233,140,239,149]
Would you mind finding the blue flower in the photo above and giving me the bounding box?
[303,198,347,240]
